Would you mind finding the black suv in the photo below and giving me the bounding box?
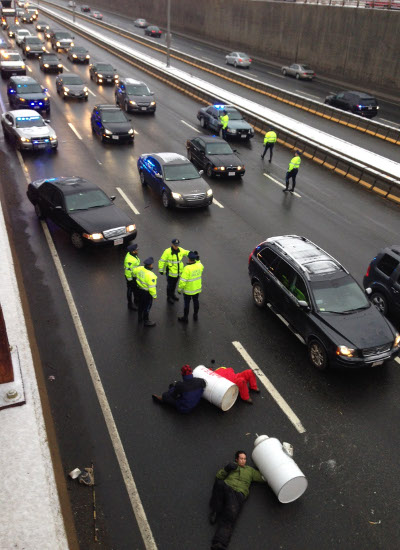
[90,104,134,143]
[7,76,50,113]
[248,235,400,370]
[115,77,156,113]
[324,91,379,119]
[21,36,46,58]
[363,246,400,318]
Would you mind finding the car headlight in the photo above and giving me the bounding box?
[19,98,26,102]
[219,166,225,171]
[237,166,242,170]
[43,97,48,101]
[70,42,74,47]
[129,100,137,105]
[171,192,182,200]
[86,55,90,59]
[150,101,156,106]
[227,128,237,134]
[56,41,60,46]
[104,129,112,135]
[42,46,46,50]
[128,129,134,135]
[126,224,136,233]
[63,87,69,92]
[44,63,49,67]
[83,232,103,241]
[50,135,57,141]
[72,54,77,58]
[21,64,25,69]
[83,87,88,92]
[58,64,63,68]
[394,334,400,348]
[114,74,119,79]
[97,74,103,78]
[20,137,30,142]
[25,46,30,50]
[336,345,355,357]
[206,189,213,197]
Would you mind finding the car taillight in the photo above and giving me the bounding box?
[249,59,252,62]
[248,248,256,265]
[365,265,371,278]
[238,58,242,62]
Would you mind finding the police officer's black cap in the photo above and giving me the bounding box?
[295,150,301,155]
[171,238,180,245]
[127,243,138,252]
[188,251,197,260]
[144,257,154,265]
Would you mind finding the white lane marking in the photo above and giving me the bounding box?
[62,65,70,72]
[193,46,203,51]
[212,197,224,208]
[68,122,82,140]
[0,89,6,113]
[379,118,398,127]
[17,150,31,183]
[134,129,139,135]
[295,90,320,100]
[395,357,400,365]
[40,222,157,549]
[116,187,140,215]
[180,120,200,133]
[27,65,32,72]
[267,71,285,79]
[263,173,301,198]
[87,88,96,97]
[202,56,213,62]
[232,341,306,434]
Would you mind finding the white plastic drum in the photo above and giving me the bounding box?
[193,365,239,411]
[252,435,308,503]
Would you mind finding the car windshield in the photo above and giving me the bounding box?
[300,65,312,71]
[17,83,42,93]
[65,190,111,212]
[206,142,233,155]
[226,110,243,120]
[126,84,150,95]
[101,111,127,123]
[16,117,45,128]
[63,75,83,85]
[2,53,21,61]
[72,47,86,53]
[237,53,248,57]
[55,32,73,39]
[26,38,42,44]
[18,31,30,36]
[360,98,377,106]
[96,63,113,71]
[43,55,58,61]
[310,275,369,314]
[164,163,200,181]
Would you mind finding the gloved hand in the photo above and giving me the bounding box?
[159,272,164,276]
[224,463,238,474]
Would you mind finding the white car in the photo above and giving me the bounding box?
[0,50,26,79]
[15,29,31,47]
[225,52,252,69]
[1,109,58,151]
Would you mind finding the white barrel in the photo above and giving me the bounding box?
[252,435,308,503]
[193,365,239,411]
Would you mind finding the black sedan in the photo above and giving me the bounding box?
[186,136,245,178]
[36,20,50,32]
[26,176,137,249]
[144,26,162,38]
[56,74,88,101]
[67,46,90,64]
[91,104,134,143]
[40,53,63,73]
[89,62,118,85]
[81,5,91,12]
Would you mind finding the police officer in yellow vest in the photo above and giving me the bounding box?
[124,243,140,310]
[159,239,189,305]
[219,110,229,140]
[134,257,157,327]
[178,251,204,323]
[261,127,277,163]
[284,150,301,193]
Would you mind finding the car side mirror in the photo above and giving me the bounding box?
[150,91,154,95]
[233,149,238,153]
[55,205,63,210]
[298,300,310,310]
[199,170,204,176]
[45,119,51,123]
[365,287,372,295]
[155,173,162,179]
[110,195,116,201]
[6,120,12,126]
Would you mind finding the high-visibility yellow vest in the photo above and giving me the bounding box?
[124,252,140,280]
[178,261,204,295]
[288,156,301,172]
[220,114,229,129]
[264,131,277,144]
[134,266,158,298]
[158,247,189,277]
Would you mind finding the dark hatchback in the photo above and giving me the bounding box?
[7,76,50,114]
[186,136,245,178]
[89,62,118,85]
[249,235,400,370]
[115,78,156,113]
[91,104,134,143]
[27,177,137,249]
[39,53,63,73]
[363,245,400,318]
[324,90,379,118]
[56,73,88,101]
[67,46,90,64]
[144,25,162,37]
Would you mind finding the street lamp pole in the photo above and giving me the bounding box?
[73,3,76,23]
[166,0,171,68]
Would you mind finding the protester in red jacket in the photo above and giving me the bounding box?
[213,362,259,404]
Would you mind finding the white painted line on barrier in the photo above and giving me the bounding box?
[16,151,31,183]
[62,65,70,72]
[40,221,157,549]
[295,90,320,100]
[232,341,306,434]
[68,122,82,140]
[212,198,224,208]
[202,56,212,62]
[395,357,400,365]
[116,187,140,215]
[263,173,301,198]
[180,120,200,133]
[379,118,398,127]
[87,88,96,97]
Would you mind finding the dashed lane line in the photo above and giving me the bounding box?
[180,120,200,133]
[17,150,31,183]
[26,66,32,72]
[295,90,320,100]
[212,198,224,208]
[395,357,400,365]
[40,221,157,549]
[267,71,285,79]
[87,88,96,97]
[263,173,301,198]
[232,341,306,434]
[62,65,70,72]
[116,187,140,215]
[134,129,139,135]
[68,122,82,140]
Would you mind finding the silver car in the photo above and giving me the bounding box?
[15,29,32,47]
[225,51,252,69]
[281,63,315,80]
[1,109,57,151]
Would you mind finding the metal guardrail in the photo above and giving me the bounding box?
[39,0,400,148]
[35,3,400,205]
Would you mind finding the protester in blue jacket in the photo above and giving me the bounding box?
[152,365,206,413]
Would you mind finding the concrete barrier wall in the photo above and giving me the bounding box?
[92,0,400,93]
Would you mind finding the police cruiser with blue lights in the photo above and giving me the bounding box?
[1,110,57,151]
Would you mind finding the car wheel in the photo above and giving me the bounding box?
[252,282,266,308]
[282,69,287,76]
[308,339,328,370]
[124,100,130,112]
[234,60,237,68]
[62,94,66,100]
[200,117,207,129]
[206,164,214,178]
[85,96,88,101]
[295,73,300,80]
[225,58,228,65]
[34,203,43,219]
[139,170,146,186]
[71,232,84,249]
[162,191,170,208]
[1,72,5,80]
[370,292,388,316]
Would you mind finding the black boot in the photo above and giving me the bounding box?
[144,319,156,327]
[178,316,188,323]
